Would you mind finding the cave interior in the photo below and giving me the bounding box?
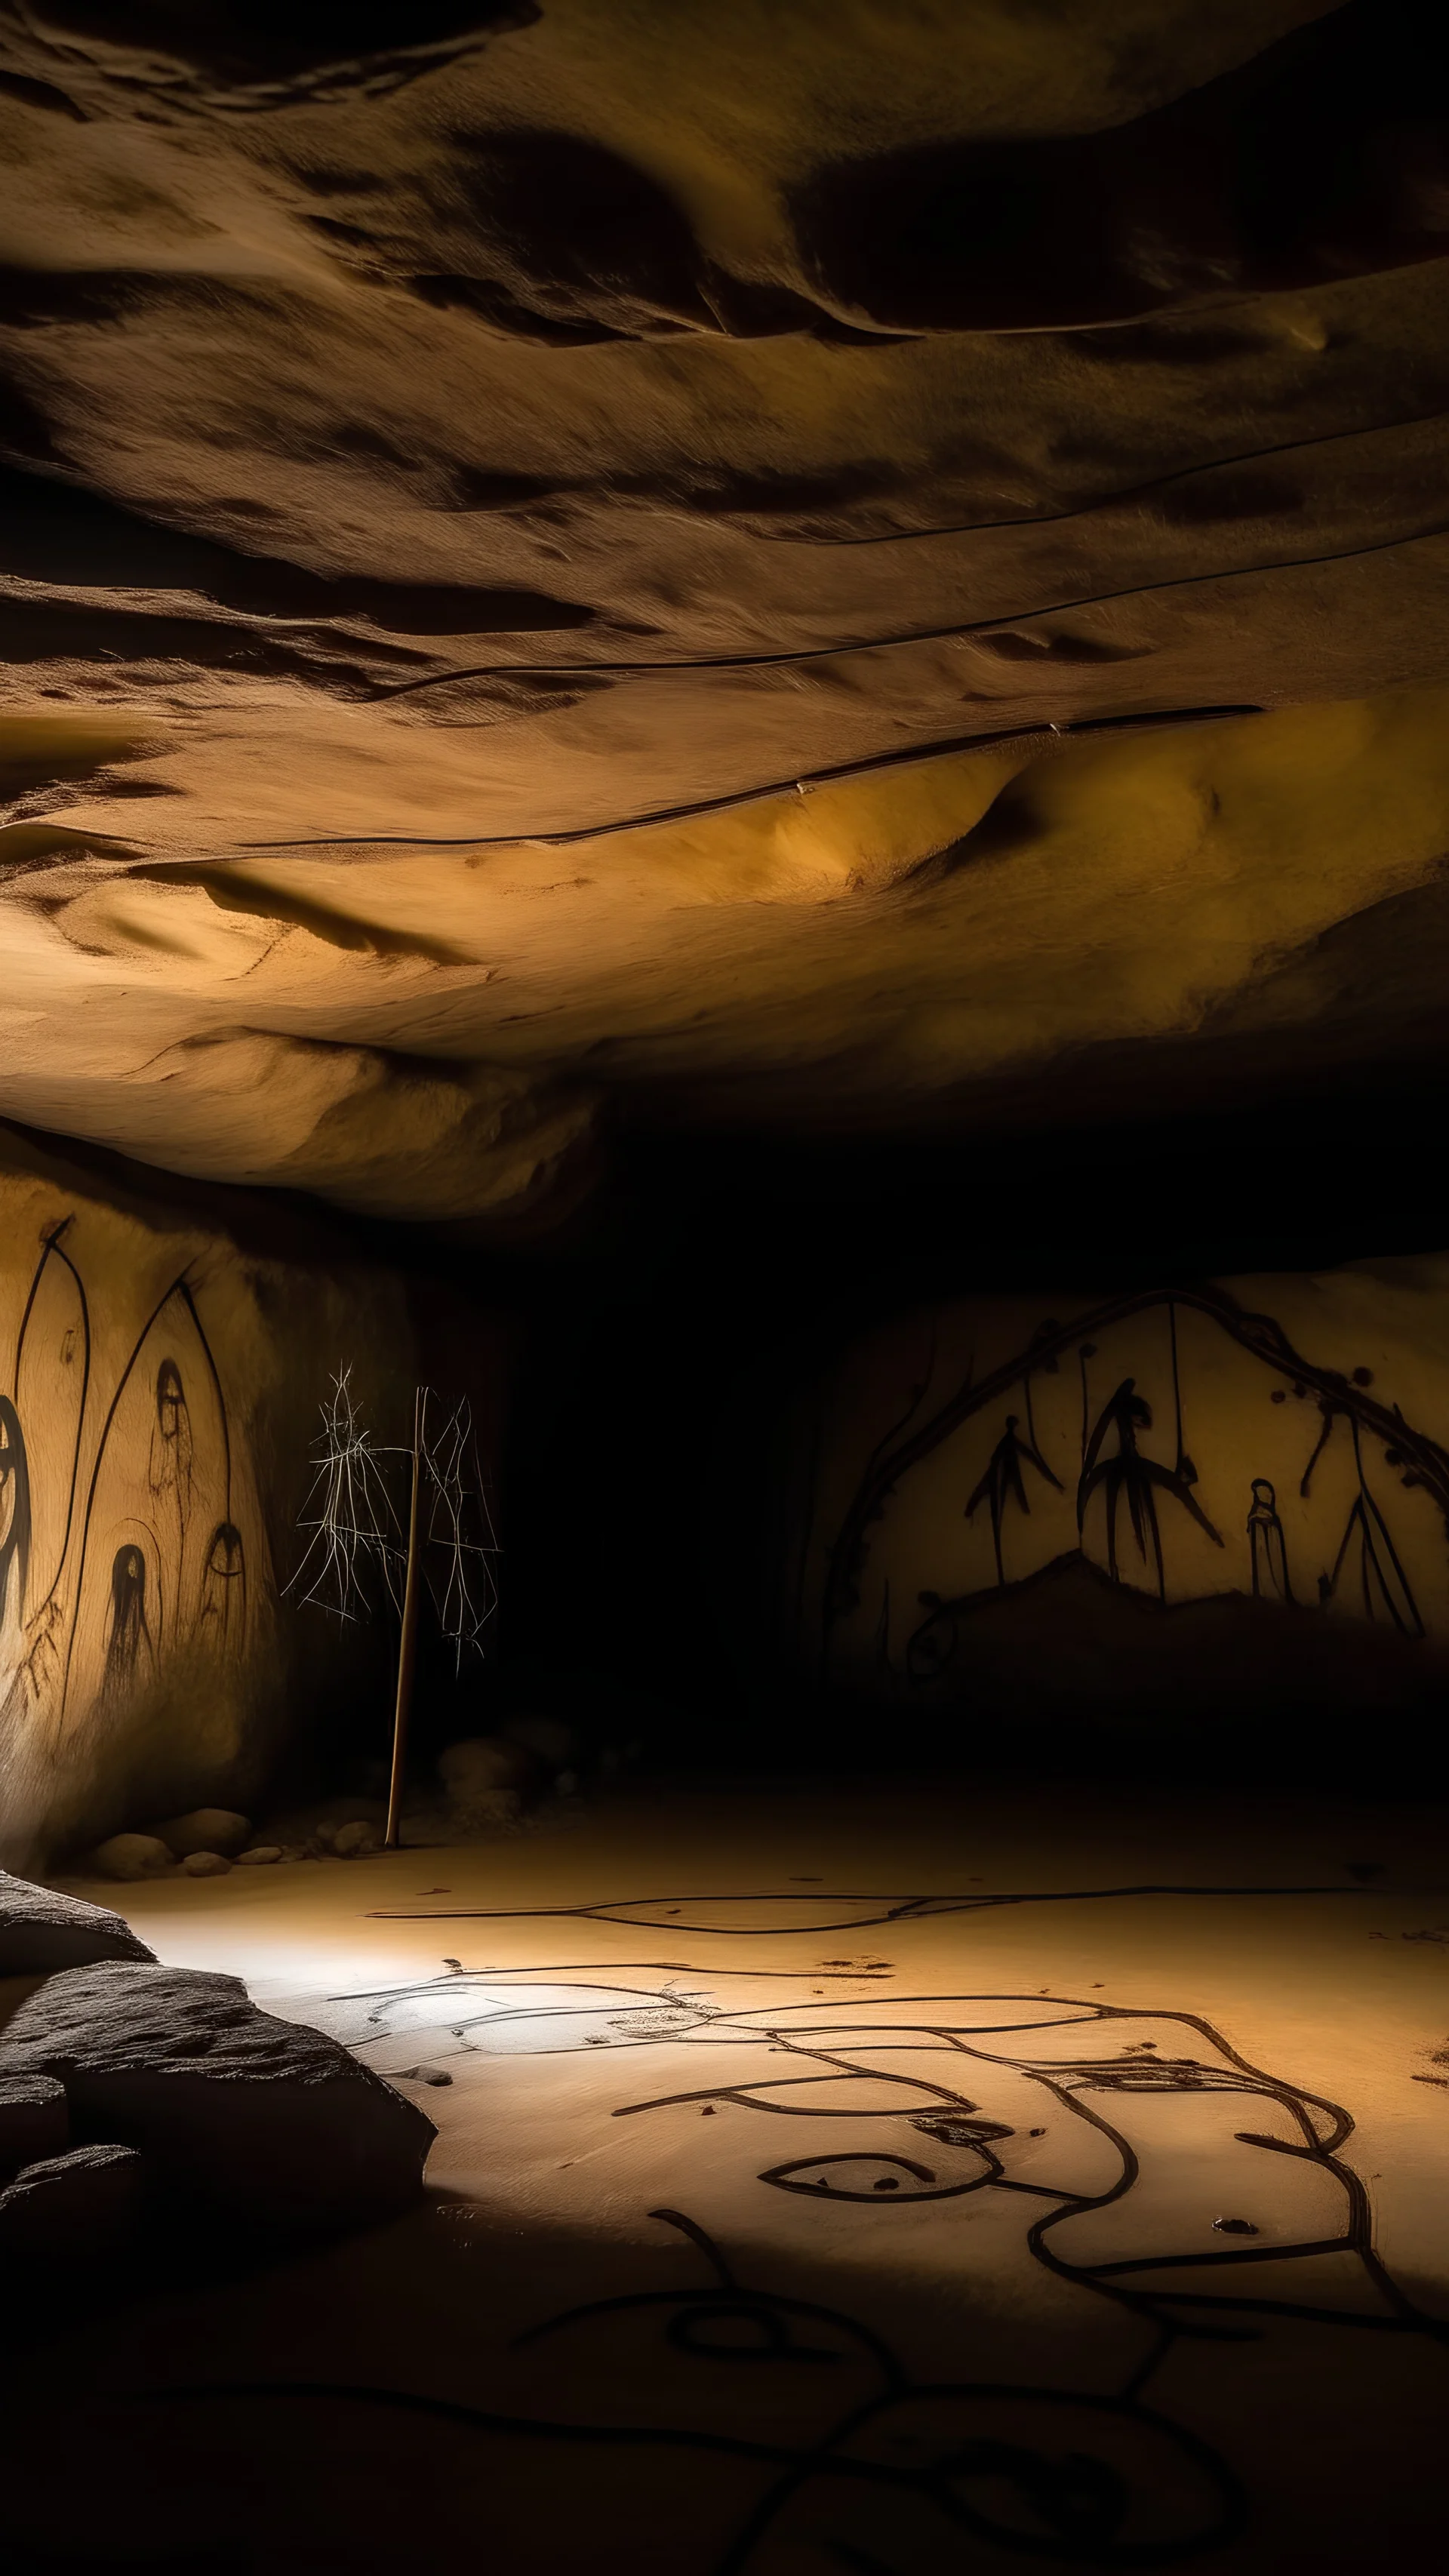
[2,5,1449,2569]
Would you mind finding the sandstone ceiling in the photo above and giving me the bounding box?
[2,0,1448,1227]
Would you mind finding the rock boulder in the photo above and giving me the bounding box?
[150,1809,252,1859]
[91,1834,174,1883]
[0,2076,69,2177]
[0,1962,435,2234]
[0,2142,144,2261]
[0,1870,156,1974]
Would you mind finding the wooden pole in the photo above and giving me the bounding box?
[385,1385,425,1851]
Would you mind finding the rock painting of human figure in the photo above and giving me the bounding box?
[805,1280,1449,1685]
[0,1215,263,1750]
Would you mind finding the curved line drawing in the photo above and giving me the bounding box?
[13,1219,92,1619]
[364,1878,1391,1932]
[374,518,1449,697]
[744,404,1449,546]
[232,703,1263,854]
[0,1392,30,1632]
[88,1885,1449,2571]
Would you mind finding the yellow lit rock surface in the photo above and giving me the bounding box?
[5,691,1449,1215]
[2,4,1449,1220]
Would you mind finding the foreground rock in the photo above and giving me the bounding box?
[0,1871,155,1974]
[0,2143,144,2261]
[0,2076,69,2176]
[0,1962,435,2234]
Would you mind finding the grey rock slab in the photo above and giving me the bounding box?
[0,1869,156,1973]
[0,2142,143,2261]
[0,2075,69,2177]
[0,1962,435,2234]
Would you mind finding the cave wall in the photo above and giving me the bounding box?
[0,1125,502,1868]
[791,1256,1449,1747]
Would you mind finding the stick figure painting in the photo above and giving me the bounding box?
[801,1273,1449,1707]
[99,1529,159,1707]
[0,1206,269,1849]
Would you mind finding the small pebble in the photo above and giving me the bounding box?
[235,1846,283,1867]
[1212,2215,1260,2236]
[182,1851,231,1878]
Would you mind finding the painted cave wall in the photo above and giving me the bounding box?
[0,1125,503,1868]
[789,1258,1449,1741]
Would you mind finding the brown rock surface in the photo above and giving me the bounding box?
[152,1808,251,1858]
[90,1833,176,1882]
[0,3,1446,1223]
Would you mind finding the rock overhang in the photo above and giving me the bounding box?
[0,0,1445,1228]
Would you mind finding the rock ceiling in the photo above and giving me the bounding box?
[2,0,1447,1226]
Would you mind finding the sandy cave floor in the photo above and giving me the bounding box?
[8,1776,1449,2573]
